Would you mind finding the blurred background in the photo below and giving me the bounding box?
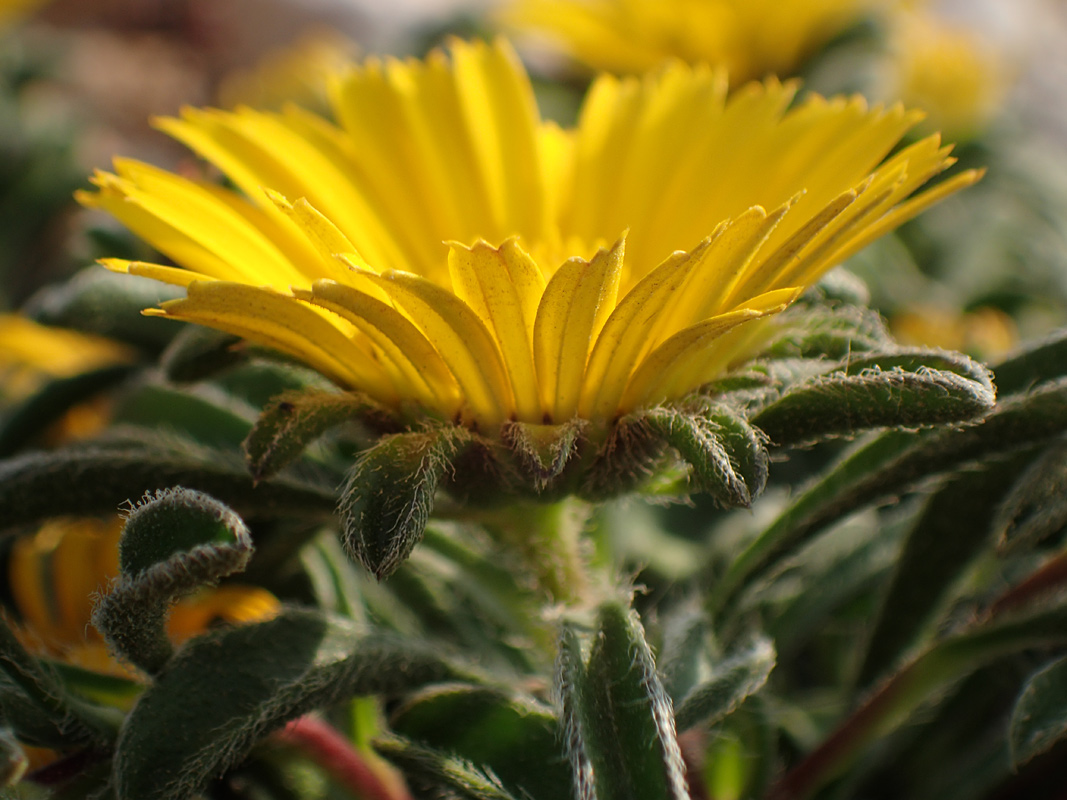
[2,0,1067,356]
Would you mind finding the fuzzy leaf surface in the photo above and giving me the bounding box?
[391,684,567,800]
[674,636,776,732]
[92,488,253,674]
[340,427,471,579]
[113,608,470,800]
[712,378,1067,615]
[557,602,689,800]
[0,435,334,535]
[376,735,520,800]
[995,440,1067,553]
[752,350,995,449]
[641,404,768,507]
[244,389,392,480]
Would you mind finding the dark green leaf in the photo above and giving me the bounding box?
[760,304,891,361]
[0,364,137,457]
[995,440,1067,553]
[112,384,256,451]
[244,389,393,481]
[0,620,115,748]
[752,349,995,449]
[993,327,1067,394]
[1009,655,1067,767]
[391,684,567,800]
[92,488,254,674]
[674,636,775,732]
[858,457,1031,688]
[376,735,520,800]
[556,601,689,800]
[641,403,768,507]
[0,434,335,535]
[159,326,246,383]
[657,607,709,703]
[711,378,1067,616]
[340,427,471,579]
[24,267,183,353]
[113,608,471,800]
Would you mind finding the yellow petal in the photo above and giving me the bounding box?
[533,236,624,420]
[303,280,460,416]
[448,239,545,420]
[156,282,397,403]
[362,270,513,427]
[578,243,706,420]
[623,287,801,409]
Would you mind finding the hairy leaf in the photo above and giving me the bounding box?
[244,389,392,481]
[113,608,470,800]
[92,488,254,674]
[340,427,472,579]
[674,636,776,732]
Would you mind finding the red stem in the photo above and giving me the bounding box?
[276,716,412,800]
[988,550,1067,619]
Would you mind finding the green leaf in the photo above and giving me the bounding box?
[159,326,246,383]
[112,608,471,800]
[92,488,254,674]
[0,619,116,748]
[857,457,1031,688]
[0,434,335,535]
[376,735,520,800]
[500,418,585,491]
[760,304,891,361]
[244,389,393,481]
[0,364,136,457]
[993,327,1067,394]
[751,349,995,449]
[674,636,775,732]
[390,684,567,800]
[112,383,256,451]
[640,403,768,507]
[995,440,1067,553]
[711,377,1067,616]
[556,601,690,800]
[339,427,472,579]
[657,607,710,703]
[25,267,183,353]
[1009,655,1067,767]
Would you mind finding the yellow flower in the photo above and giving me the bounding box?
[6,516,279,678]
[216,29,358,113]
[880,8,1011,139]
[0,315,130,402]
[80,39,980,436]
[499,0,874,82]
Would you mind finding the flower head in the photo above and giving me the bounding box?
[499,0,874,82]
[81,39,980,436]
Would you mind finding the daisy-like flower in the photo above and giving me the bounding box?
[6,517,279,679]
[80,38,980,440]
[499,0,874,82]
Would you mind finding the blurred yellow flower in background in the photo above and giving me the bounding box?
[499,0,874,82]
[881,7,1012,140]
[891,304,1017,361]
[5,517,279,678]
[0,315,130,403]
[81,39,980,435]
[216,28,358,113]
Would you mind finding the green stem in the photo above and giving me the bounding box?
[481,499,596,606]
